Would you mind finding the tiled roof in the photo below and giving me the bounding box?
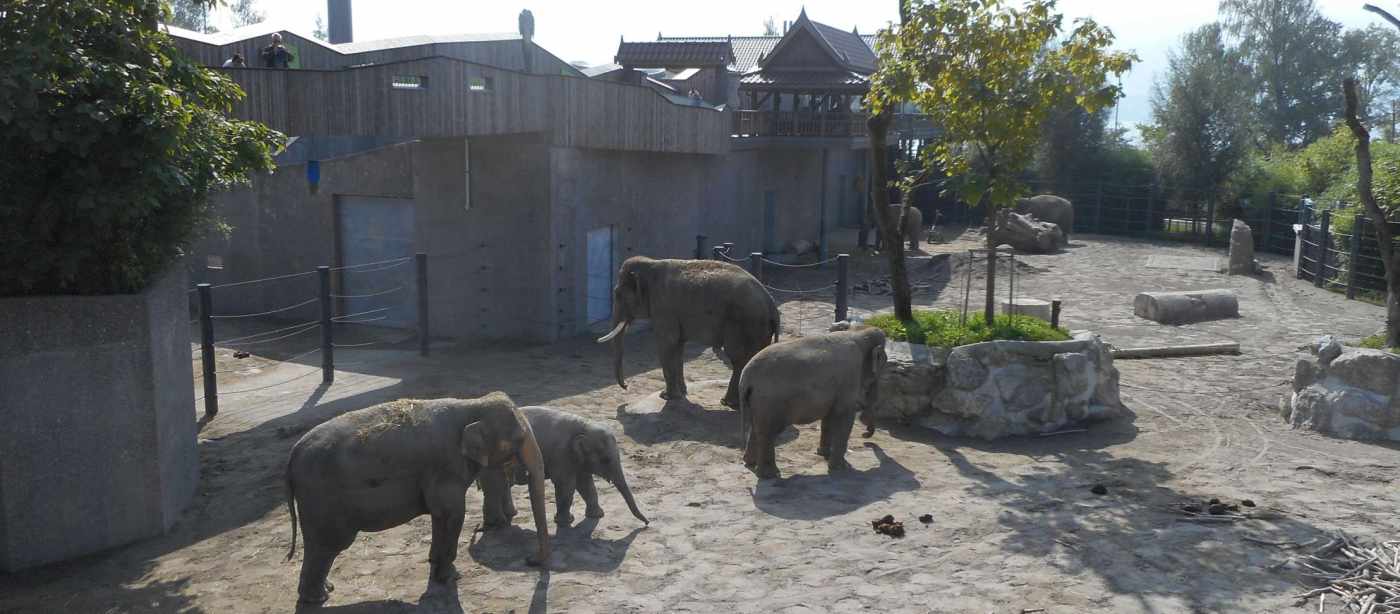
[811,21,876,73]
[615,41,736,68]
[581,63,623,77]
[333,32,520,54]
[657,36,779,73]
[738,70,869,89]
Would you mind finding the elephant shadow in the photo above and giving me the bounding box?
[466,517,645,573]
[750,443,920,520]
[302,581,463,613]
[615,399,796,449]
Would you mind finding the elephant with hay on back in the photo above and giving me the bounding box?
[598,256,779,408]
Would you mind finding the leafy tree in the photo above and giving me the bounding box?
[167,0,216,33]
[1145,24,1254,204]
[869,0,1134,321]
[1035,103,1110,192]
[1341,24,1400,125]
[0,0,284,296]
[313,14,328,42]
[1345,77,1400,346]
[1220,0,1343,147]
[230,0,264,28]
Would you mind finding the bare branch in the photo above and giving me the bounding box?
[1364,4,1400,31]
[1342,77,1394,267]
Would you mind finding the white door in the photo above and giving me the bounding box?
[586,227,614,327]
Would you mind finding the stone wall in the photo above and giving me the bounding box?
[1283,336,1400,441]
[872,333,1126,440]
[0,268,198,571]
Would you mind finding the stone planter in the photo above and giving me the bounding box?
[0,268,198,571]
[1282,336,1400,442]
[872,332,1126,440]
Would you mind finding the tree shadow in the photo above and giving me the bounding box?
[750,443,921,520]
[466,517,644,574]
[308,580,464,613]
[615,398,796,449]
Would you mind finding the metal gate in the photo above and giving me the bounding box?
[335,195,416,328]
[586,226,614,328]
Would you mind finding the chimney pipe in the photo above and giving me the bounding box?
[327,0,353,44]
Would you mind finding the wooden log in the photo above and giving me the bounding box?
[1111,342,1241,359]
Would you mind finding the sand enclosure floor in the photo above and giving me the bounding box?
[2,232,1398,613]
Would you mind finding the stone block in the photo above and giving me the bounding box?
[0,268,198,571]
[1133,289,1239,324]
[988,209,1064,253]
[1284,345,1400,442]
[1000,298,1053,321]
[1228,219,1257,275]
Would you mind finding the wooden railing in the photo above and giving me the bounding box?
[730,110,937,139]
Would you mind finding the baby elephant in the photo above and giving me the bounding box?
[479,406,649,528]
[740,327,888,479]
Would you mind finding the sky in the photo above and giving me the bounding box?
[207,0,1399,138]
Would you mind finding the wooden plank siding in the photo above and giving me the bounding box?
[219,57,728,154]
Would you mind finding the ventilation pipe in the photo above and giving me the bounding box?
[328,0,353,44]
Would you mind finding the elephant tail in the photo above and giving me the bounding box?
[285,459,299,562]
[739,378,754,448]
[768,298,781,344]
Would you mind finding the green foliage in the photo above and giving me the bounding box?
[870,0,1135,213]
[167,0,216,33]
[1145,23,1254,197]
[0,0,284,296]
[1356,333,1399,352]
[1342,24,1400,124]
[864,310,1072,347]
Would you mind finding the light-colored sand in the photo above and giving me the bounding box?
[2,232,1397,614]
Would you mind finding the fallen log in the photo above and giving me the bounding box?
[1110,342,1241,360]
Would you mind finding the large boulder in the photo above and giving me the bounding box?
[988,209,1064,253]
[1228,219,1257,275]
[1283,336,1400,441]
[1133,289,1239,324]
[1014,194,1074,238]
[871,333,1126,440]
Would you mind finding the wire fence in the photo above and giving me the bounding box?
[190,254,429,418]
[1295,203,1397,301]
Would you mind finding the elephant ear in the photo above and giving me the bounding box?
[460,422,491,467]
[628,270,644,299]
[867,343,888,382]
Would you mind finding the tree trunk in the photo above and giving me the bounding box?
[1343,77,1400,347]
[868,112,914,320]
[980,195,998,324]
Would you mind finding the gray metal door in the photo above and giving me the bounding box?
[335,195,416,328]
[586,226,613,327]
[763,190,778,253]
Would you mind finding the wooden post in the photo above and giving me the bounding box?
[319,265,334,383]
[749,252,762,283]
[197,283,218,418]
[835,253,849,323]
[1347,217,1363,300]
[1315,210,1331,288]
[695,234,707,260]
[416,253,429,356]
[1051,299,1062,329]
[1263,192,1276,253]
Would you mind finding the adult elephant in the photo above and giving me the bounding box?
[598,256,779,408]
[1014,195,1074,238]
[877,205,924,249]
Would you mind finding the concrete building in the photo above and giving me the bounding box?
[175,7,930,344]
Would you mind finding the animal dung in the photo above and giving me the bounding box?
[1181,503,1203,514]
[918,514,933,524]
[233,350,250,359]
[1090,484,1108,495]
[1207,503,1229,515]
[1241,499,1256,507]
[871,515,905,538]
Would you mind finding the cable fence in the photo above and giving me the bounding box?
[1295,204,1397,301]
[189,253,430,419]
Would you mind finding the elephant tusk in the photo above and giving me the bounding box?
[596,320,628,343]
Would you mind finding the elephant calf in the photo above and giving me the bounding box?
[739,327,888,479]
[284,393,550,605]
[480,406,648,528]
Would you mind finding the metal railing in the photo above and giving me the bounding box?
[730,111,937,139]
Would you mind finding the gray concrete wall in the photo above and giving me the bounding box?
[0,268,197,571]
[716,144,863,257]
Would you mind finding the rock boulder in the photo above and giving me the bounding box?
[1014,194,1075,238]
[1228,219,1257,275]
[1283,336,1400,441]
[1133,289,1239,324]
[988,209,1064,253]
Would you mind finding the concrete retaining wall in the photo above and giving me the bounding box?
[0,268,198,571]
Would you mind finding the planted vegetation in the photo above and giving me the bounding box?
[864,310,1071,347]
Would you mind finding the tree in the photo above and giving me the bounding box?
[1341,24,1400,123]
[762,17,778,36]
[1344,78,1400,346]
[167,0,216,33]
[0,0,283,295]
[230,0,264,28]
[1035,103,1110,192]
[869,0,1133,321]
[1220,0,1343,147]
[1145,24,1255,205]
[312,14,328,42]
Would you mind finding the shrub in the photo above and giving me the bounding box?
[0,1,283,296]
[1356,333,1398,353]
[864,309,1071,347]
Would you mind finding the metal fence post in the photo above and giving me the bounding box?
[835,253,849,323]
[695,235,707,260]
[1094,180,1104,234]
[416,252,429,356]
[749,252,762,283]
[1051,299,1062,329]
[1205,199,1217,247]
[1347,217,1363,300]
[197,283,218,418]
[1263,192,1276,253]
[319,265,334,383]
[1315,210,1331,289]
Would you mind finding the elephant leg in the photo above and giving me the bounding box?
[297,524,355,604]
[826,411,856,473]
[478,467,515,529]
[817,413,833,457]
[754,415,783,479]
[657,337,687,401]
[720,330,755,408]
[577,474,605,518]
[552,475,577,526]
[426,482,467,583]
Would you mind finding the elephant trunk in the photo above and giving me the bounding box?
[612,466,648,525]
[517,421,551,566]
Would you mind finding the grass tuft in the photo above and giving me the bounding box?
[1355,333,1399,354]
[864,309,1071,347]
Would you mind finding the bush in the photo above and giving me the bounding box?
[0,1,283,296]
[864,309,1071,347]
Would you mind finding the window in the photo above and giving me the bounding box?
[469,76,493,92]
[391,75,427,90]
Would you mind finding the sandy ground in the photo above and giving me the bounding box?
[3,231,1399,614]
